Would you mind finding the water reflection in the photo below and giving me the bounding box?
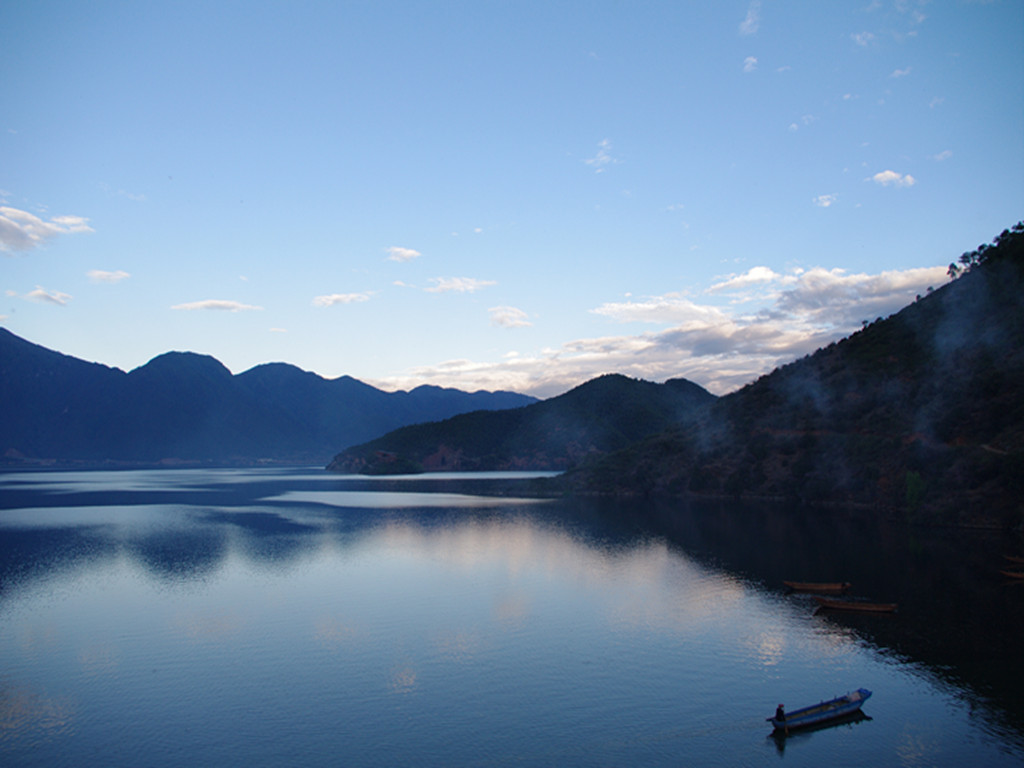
[630,497,1024,744]
[0,468,1022,766]
[769,711,873,756]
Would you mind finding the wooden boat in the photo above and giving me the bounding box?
[768,688,872,733]
[1003,555,1024,565]
[784,580,851,594]
[814,597,897,613]
[1000,570,1024,580]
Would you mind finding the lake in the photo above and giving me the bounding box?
[1,467,1022,767]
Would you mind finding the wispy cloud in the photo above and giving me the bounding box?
[789,114,817,131]
[870,169,916,187]
[584,139,614,173]
[851,31,875,46]
[890,66,911,78]
[0,206,93,253]
[739,0,761,35]
[592,295,730,327]
[171,300,263,311]
[312,292,371,307]
[26,286,72,306]
[933,150,952,161]
[87,269,130,283]
[386,246,421,262]
[813,194,837,208]
[426,277,496,294]
[743,56,758,73]
[380,263,949,399]
[489,306,532,328]
[99,183,146,202]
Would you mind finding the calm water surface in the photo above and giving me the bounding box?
[1,467,1022,767]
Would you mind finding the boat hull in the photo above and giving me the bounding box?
[814,597,897,613]
[783,581,851,594]
[769,688,872,732]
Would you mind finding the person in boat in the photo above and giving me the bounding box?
[775,704,785,722]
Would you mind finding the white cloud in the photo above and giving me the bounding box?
[87,269,130,283]
[584,139,614,172]
[851,32,875,46]
[489,306,532,328]
[709,266,783,293]
[813,194,837,208]
[891,66,911,78]
[312,292,371,307]
[592,295,730,327]
[386,246,421,262]
[26,286,72,306]
[426,277,496,294]
[739,0,761,35]
[870,169,916,187]
[379,263,951,399]
[774,265,947,328]
[743,56,758,73]
[933,150,952,161]
[0,206,93,253]
[171,300,263,311]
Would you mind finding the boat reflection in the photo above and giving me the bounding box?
[768,710,872,755]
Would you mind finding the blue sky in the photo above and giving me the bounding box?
[3,1,1022,398]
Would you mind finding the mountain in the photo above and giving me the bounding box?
[567,223,1024,529]
[326,373,716,473]
[0,332,536,465]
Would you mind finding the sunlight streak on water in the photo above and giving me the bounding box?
[262,490,550,508]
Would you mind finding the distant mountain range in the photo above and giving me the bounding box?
[326,373,716,474]
[6,221,1021,528]
[0,331,535,465]
[327,222,1024,528]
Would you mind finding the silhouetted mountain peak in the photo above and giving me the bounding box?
[328,372,716,474]
[237,362,325,386]
[132,351,233,379]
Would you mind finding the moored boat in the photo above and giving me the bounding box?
[1000,570,1024,580]
[768,688,872,733]
[814,597,897,613]
[1004,555,1024,565]
[783,580,851,594]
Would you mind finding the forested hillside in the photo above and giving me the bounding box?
[327,374,716,473]
[568,224,1024,528]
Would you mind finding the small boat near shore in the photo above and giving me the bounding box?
[1000,570,1024,580]
[783,580,851,594]
[814,597,897,613]
[1004,555,1024,565]
[768,688,872,733]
